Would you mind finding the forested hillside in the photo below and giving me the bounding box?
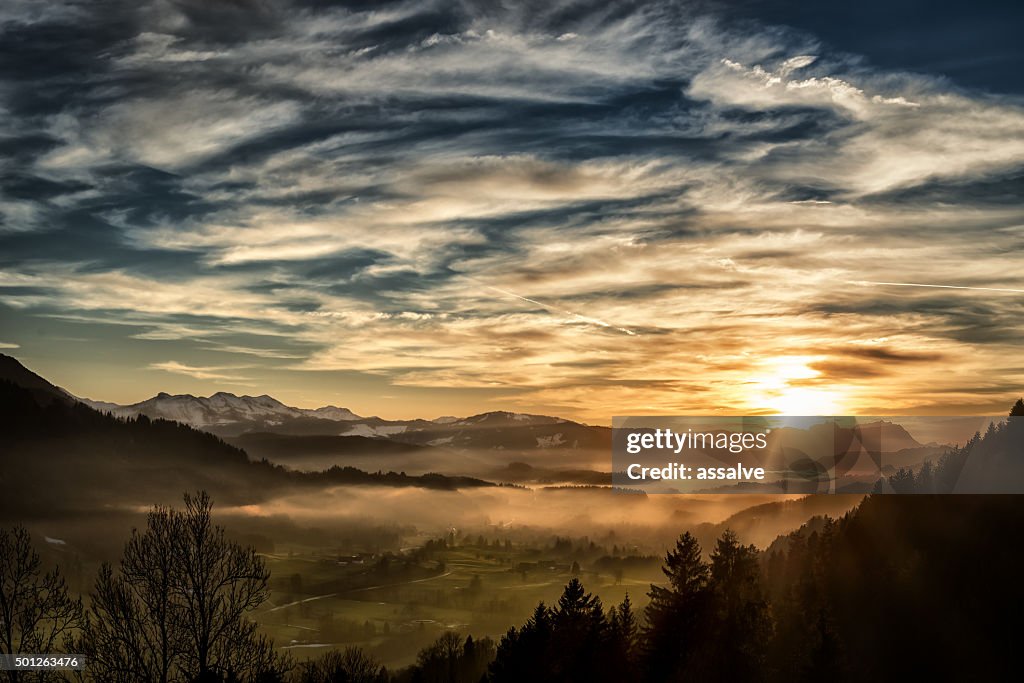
[0,379,493,518]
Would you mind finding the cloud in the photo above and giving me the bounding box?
[41,91,302,172]
[689,53,1024,194]
[149,360,251,382]
[1,1,1023,420]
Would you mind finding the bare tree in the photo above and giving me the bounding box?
[81,505,183,683]
[298,648,386,683]
[174,492,272,681]
[80,492,286,683]
[0,525,83,683]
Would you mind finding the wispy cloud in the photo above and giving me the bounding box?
[1,1,1023,419]
[850,281,1024,295]
[148,361,251,382]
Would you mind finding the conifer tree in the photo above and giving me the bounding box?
[641,532,709,682]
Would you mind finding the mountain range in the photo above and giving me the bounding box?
[0,354,500,518]
[82,391,363,430]
[72,380,611,453]
[0,354,952,481]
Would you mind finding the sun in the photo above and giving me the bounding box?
[753,356,846,415]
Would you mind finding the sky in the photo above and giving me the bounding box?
[1,0,1023,422]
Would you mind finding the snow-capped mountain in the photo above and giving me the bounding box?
[442,411,567,428]
[78,388,611,450]
[80,391,363,433]
[306,405,362,421]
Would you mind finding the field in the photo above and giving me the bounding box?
[257,536,661,669]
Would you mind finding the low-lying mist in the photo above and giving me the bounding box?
[215,486,863,555]
[13,484,863,567]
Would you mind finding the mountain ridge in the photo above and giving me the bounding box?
[78,390,364,428]
[0,354,77,406]
[73,382,590,443]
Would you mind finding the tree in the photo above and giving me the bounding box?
[408,632,495,683]
[491,578,620,683]
[175,492,272,680]
[414,631,463,683]
[607,593,638,679]
[613,593,638,660]
[458,635,495,682]
[79,492,287,683]
[489,603,552,683]
[0,526,83,683]
[1010,398,1024,417]
[888,467,915,493]
[550,579,610,682]
[641,532,709,682]
[298,648,386,683]
[85,562,175,683]
[700,530,772,682]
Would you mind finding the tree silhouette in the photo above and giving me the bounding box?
[489,602,553,683]
[490,577,636,683]
[1010,398,1024,417]
[607,593,638,678]
[611,592,637,659]
[641,531,709,682]
[298,648,386,683]
[0,526,83,683]
[414,631,462,683]
[79,492,286,683]
[702,530,772,682]
[407,631,494,683]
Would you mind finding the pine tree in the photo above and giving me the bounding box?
[490,602,553,683]
[1010,398,1024,417]
[617,593,638,657]
[607,591,639,678]
[550,579,610,683]
[702,530,772,682]
[641,532,709,682]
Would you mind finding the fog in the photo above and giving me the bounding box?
[212,486,862,554]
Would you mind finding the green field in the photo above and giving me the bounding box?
[257,540,659,669]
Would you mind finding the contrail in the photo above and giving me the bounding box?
[849,280,1024,295]
[483,284,637,336]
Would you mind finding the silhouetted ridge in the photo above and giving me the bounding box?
[0,359,496,517]
[0,353,74,405]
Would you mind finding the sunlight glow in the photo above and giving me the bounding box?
[753,357,846,415]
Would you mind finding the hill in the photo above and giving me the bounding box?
[0,353,75,405]
[762,493,1024,680]
[0,356,496,519]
